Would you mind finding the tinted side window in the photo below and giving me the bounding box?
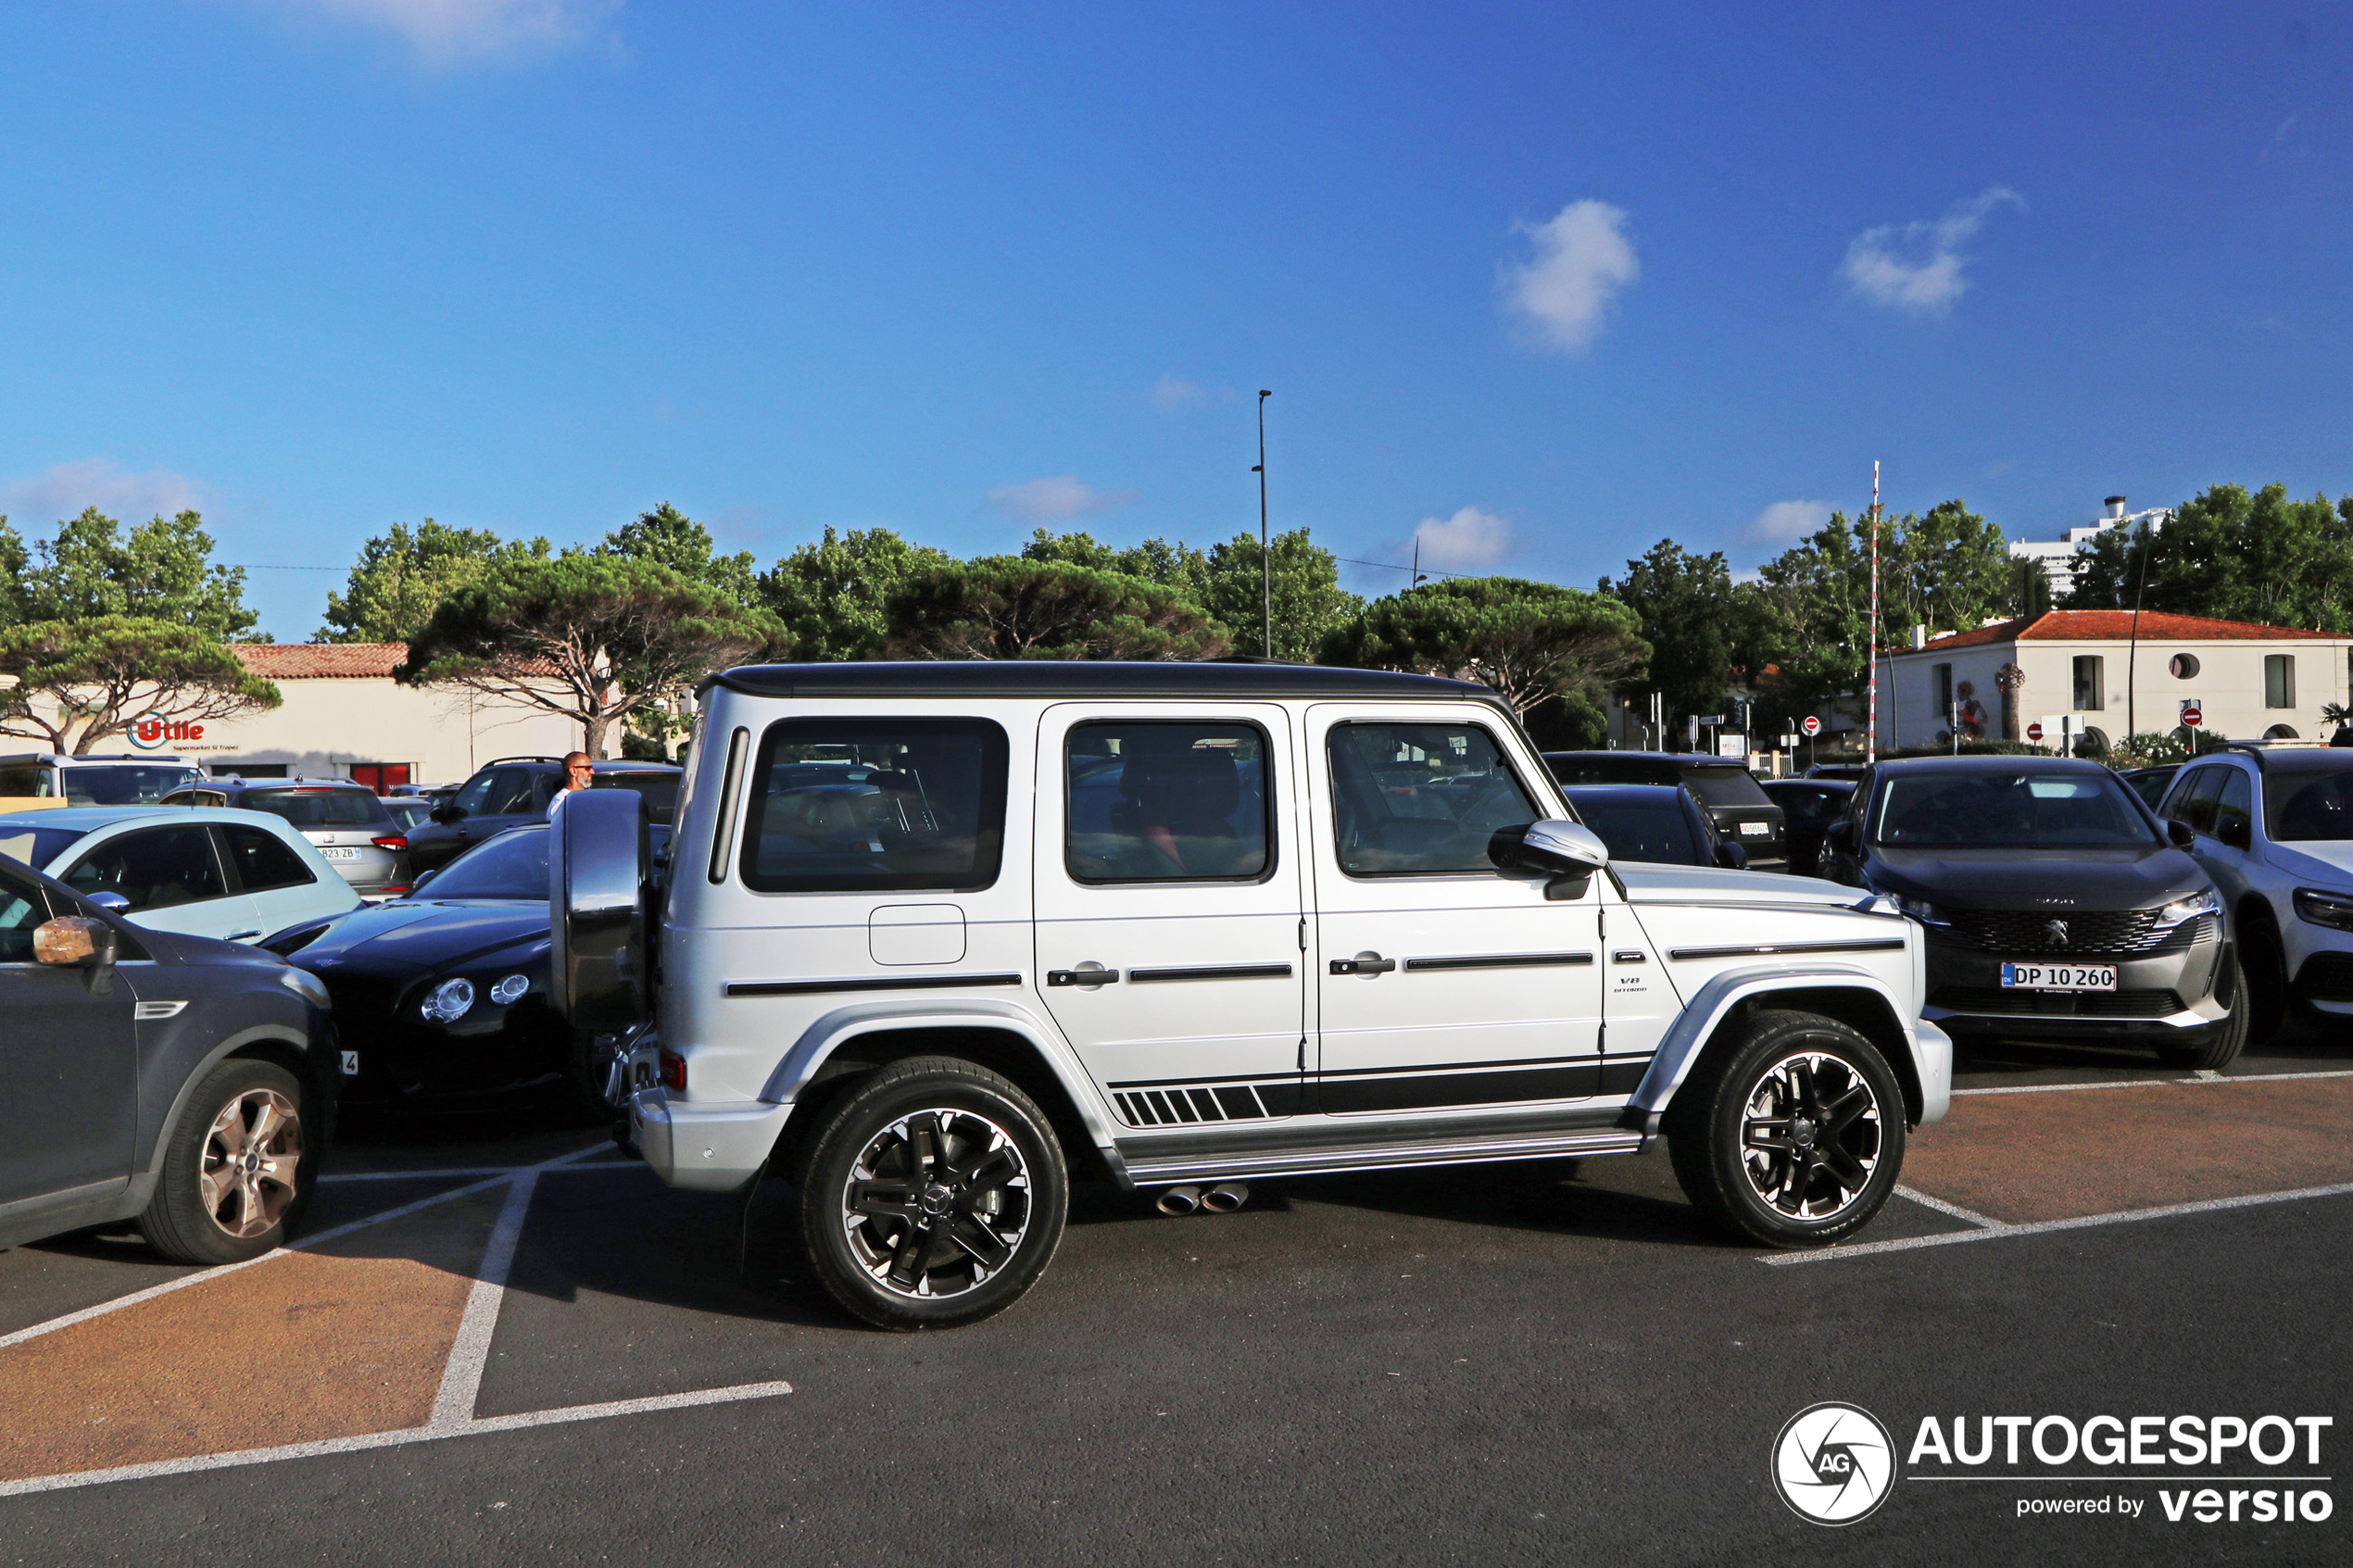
[451,769,505,816]
[0,868,51,962]
[1066,722,1270,883]
[740,720,1009,894]
[62,826,228,910]
[1681,768,1771,808]
[2168,767,2224,835]
[245,789,388,828]
[2212,770,2254,841]
[1328,722,1539,876]
[484,769,545,816]
[221,824,321,893]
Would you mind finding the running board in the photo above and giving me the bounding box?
[1120,1127,1645,1185]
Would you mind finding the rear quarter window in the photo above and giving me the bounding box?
[245,789,392,829]
[1680,767,1772,809]
[739,719,1009,894]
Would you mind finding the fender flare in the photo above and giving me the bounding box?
[1621,961,1950,1134]
[127,1022,325,1213]
[754,997,1130,1178]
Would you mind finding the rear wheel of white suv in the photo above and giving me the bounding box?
[796,1057,1068,1331]
[1666,1010,1906,1248]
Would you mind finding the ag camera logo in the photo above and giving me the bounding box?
[1774,1402,1896,1524]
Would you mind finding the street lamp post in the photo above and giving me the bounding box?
[2124,513,2166,742]
[1253,390,1273,659]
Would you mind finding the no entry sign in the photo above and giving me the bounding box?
[1802,715,1822,737]
[2026,722,2044,742]
[2182,705,2203,728]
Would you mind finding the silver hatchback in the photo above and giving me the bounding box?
[163,778,412,898]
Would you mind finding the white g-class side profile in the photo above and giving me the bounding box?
[554,662,1950,1330]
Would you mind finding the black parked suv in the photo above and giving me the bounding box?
[401,757,682,874]
[1822,756,2245,1068]
[0,852,339,1261]
[1545,751,1785,863]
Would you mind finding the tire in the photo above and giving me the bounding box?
[795,1056,1068,1331]
[140,1058,314,1266]
[2154,951,2249,1071]
[2240,907,2290,1045]
[1665,1010,1906,1248]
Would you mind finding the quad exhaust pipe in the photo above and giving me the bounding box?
[1155,1182,1249,1215]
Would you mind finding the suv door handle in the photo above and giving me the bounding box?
[1329,952,1396,976]
[1046,964,1119,987]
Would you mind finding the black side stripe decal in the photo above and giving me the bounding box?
[726,972,1023,997]
[1127,962,1294,984]
[1403,952,1594,972]
[1667,939,1907,961]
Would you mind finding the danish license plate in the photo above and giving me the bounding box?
[2000,962,2117,991]
[1739,822,1769,836]
[319,847,361,861]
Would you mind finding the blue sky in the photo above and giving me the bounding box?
[4,2,2349,639]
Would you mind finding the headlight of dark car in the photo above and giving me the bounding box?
[421,977,475,1024]
[2294,887,2353,932]
[2152,887,2223,929]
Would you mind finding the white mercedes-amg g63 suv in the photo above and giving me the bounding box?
[554,662,1949,1330]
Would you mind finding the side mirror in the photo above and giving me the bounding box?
[1490,820,1610,901]
[430,805,461,824]
[1826,820,1856,853]
[1714,840,1749,871]
[2167,819,2196,849]
[35,916,119,994]
[2219,815,2252,851]
[412,867,440,892]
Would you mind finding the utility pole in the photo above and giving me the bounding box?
[1253,390,1273,659]
[1867,460,1881,765]
[2124,509,2169,741]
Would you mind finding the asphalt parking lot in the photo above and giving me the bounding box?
[4,1016,2349,1567]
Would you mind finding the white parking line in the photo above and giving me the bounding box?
[1893,1185,2004,1230]
[321,1163,632,1183]
[0,1380,797,1499]
[1765,1179,2353,1266]
[429,1170,538,1428]
[1951,1067,2353,1098]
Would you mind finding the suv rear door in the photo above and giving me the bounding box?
[1306,707,1608,1111]
[1032,704,1309,1126]
[57,823,264,943]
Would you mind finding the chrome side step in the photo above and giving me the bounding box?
[1121,1127,1645,1185]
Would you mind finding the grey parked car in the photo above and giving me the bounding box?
[165,777,412,899]
[0,851,340,1263]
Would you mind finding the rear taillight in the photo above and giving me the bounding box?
[660,1049,687,1092]
[372,835,408,850]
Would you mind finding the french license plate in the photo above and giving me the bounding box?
[2000,962,2117,991]
[320,847,361,861]
[1739,822,1769,836]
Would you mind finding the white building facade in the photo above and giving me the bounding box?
[1874,610,2353,753]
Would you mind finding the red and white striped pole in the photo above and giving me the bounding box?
[1867,460,1881,765]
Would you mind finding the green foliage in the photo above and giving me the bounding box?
[2065,483,2353,633]
[884,558,1228,661]
[0,616,280,754]
[2,508,258,641]
[1320,577,1647,734]
[760,526,958,661]
[320,519,547,644]
[1018,525,1362,659]
[399,555,791,755]
[598,502,759,612]
[2106,729,2233,769]
[1599,540,1749,726]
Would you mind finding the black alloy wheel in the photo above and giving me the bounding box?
[1666,1010,1906,1248]
[797,1057,1068,1331]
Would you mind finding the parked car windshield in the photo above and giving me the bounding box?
[1563,790,1706,865]
[2267,769,2353,842]
[241,788,391,828]
[0,823,88,869]
[59,764,199,804]
[419,827,549,900]
[1871,771,2158,848]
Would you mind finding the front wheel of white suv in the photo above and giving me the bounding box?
[795,1057,1069,1331]
[1666,1010,1906,1248]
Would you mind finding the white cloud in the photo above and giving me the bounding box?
[1411,507,1513,570]
[1501,199,1639,354]
[1749,498,1832,544]
[1151,374,1202,410]
[986,476,1136,521]
[3,458,211,522]
[258,0,621,65]
[1840,187,2024,315]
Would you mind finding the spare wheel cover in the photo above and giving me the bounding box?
[549,787,649,1035]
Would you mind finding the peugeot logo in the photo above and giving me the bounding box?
[2042,919,2070,947]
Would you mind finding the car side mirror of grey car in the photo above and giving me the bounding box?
[1715,840,1749,871]
[1490,820,1610,900]
[35,915,118,995]
[1825,820,1856,852]
[2166,819,2196,849]
[431,805,461,824]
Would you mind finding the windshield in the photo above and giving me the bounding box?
[243,789,391,828]
[1872,771,2158,848]
[2268,769,2353,842]
[419,827,549,900]
[61,765,199,805]
[1680,768,1771,809]
[0,824,87,869]
[1567,795,1705,866]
